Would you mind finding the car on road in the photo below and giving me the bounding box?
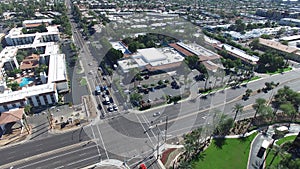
[113,104,118,111]
[103,76,107,80]
[88,62,93,66]
[153,112,161,117]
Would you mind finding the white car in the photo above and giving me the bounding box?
[153,112,161,117]
[113,104,118,111]
[108,106,113,112]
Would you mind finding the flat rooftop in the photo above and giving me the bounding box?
[0,83,56,105]
[6,26,59,39]
[177,42,221,61]
[137,48,167,63]
[48,54,67,83]
[280,35,300,41]
[118,47,184,72]
[218,44,259,63]
[259,38,299,53]
[23,19,53,25]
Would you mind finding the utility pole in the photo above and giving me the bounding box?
[157,130,160,160]
[165,116,168,142]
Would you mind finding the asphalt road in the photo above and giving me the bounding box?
[2,1,300,168]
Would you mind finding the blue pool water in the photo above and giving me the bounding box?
[19,77,34,87]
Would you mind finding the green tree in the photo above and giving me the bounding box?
[24,104,32,114]
[8,81,19,91]
[128,42,139,53]
[279,102,296,128]
[158,80,164,85]
[214,114,234,136]
[252,98,267,119]
[130,92,142,102]
[184,55,199,69]
[105,48,123,64]
[232,103,244,121]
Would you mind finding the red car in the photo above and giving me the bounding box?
[139,163,147,169]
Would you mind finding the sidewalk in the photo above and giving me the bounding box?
[82,159,128,169]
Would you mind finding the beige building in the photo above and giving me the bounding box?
[258,38,300,61]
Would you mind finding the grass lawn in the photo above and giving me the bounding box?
[265,149,283,168]
[80,78,87,86]
[191,133,257,169]
[243,76,261,83]
[276,135,297,146]
[266,67,292,75]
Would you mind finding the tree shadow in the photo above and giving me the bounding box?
[213,138,226,149]
[193,152,207,162]
[238,136,248,143]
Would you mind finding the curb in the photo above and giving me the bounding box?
[247,133,260,169]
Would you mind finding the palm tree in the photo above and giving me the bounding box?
[184,142,194,160]
[253,98,266,119]
[232,103,244,121]
[178,161,192,169]
[24,104,32,115]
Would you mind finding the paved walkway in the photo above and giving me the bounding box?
[82,159,128,169]
[247,123,300,169]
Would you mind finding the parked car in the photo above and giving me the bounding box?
[113,104,118,111]
[107,106,113,112]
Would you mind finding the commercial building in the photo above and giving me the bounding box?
[22,19,53,28]
[169,42,223,71]
[280,18,300,27]
[216,44,259,65]
[258,38,300,61]
[118,47,184,73]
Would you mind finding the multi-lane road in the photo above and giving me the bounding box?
[1,0,300,168]
[1,67,300,169]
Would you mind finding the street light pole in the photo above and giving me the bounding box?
[157,130,160,160]
[165,116,168,142]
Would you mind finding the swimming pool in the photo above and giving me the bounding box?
[19,77,34,87]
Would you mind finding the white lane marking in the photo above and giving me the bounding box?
[79,153,87,156]
[66,155,98,166]
[90,125,102,159]
[135,113,155,147]
[54,166,64,169]
[17,144,96,169]
[140,114,158,141]
[96,124,109,159]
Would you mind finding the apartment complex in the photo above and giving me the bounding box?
[5,22,59,46]
[0,20,67,113]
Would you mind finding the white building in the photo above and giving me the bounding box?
[217,44,259,64]
[22,19,53,28]
[118,47,184,73]
[5,26,59,46]
[280,18,300,27]
[0,83,58,112]
[0,42,68,112]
